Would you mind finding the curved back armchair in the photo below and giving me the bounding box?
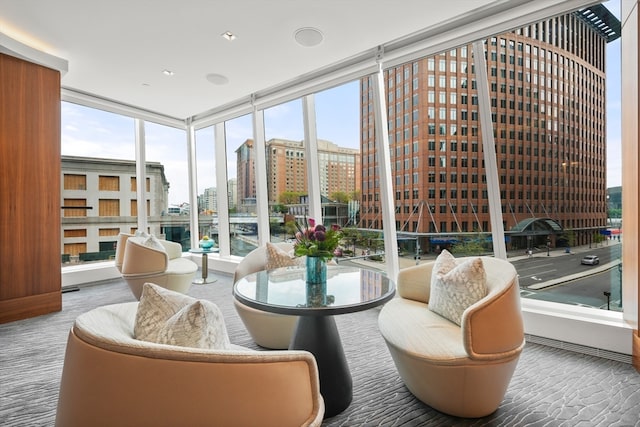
[233,242,298,349]
[121,236,197,299]
[114,232,133,273]
[378,256,525,418]
[55,302,324,427]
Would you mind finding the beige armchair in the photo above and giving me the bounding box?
[121,236,197,300]
[378,256,525,418]
[114,232,133,273]
[233,242,298,349]
[55,302,324,427]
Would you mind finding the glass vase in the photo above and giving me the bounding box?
[305,256,328,307]
[305,256,327,285]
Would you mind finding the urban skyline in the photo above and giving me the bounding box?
[360,6,616,252]
[61,3,622,208]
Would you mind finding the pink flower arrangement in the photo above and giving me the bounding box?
[293,218,342,261]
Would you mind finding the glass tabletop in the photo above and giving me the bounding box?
[233,264,395,316]
[189,248,219,254]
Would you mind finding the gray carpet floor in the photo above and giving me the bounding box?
[1,272,639,427]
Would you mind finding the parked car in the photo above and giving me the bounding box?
[581,255,600,265]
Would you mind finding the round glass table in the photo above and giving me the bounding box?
[233,264,395,417]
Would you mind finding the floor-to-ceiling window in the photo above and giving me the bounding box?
[194,126,217,249]
[263,99,306,242]
[60,102,136,266]
[223,114,256,256]
[144,122,189,247]
[358,4,624,316]
[315,82,365,257]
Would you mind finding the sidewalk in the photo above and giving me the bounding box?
[346,239,622,280]
[507,239,620,262]
[517,239,622,290]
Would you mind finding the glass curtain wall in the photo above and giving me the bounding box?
[361,4,623,313]
[224,114,256,256]
[263,99,306,243]
[605,2,623,311]
[144,122,189,247]
[58,3,626,318]
[194,126,217,248]
[315,82,364,258]
[60,102,135,266]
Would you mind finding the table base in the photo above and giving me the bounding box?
[193,277,217,285]
[290,316,352,418]
[193,251,217,285]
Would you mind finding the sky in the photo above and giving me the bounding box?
[61,1,623,205]
[604,0,622,189]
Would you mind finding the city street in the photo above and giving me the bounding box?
[514,243,622,310]
[344,239,623,311]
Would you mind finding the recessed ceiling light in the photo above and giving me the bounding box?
[162,69,174,76]
[294,27,324,47]
[221,31,236,41]
[206,73,229,85]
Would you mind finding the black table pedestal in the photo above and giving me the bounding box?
[233,265,395,419]
[290,315,352,418]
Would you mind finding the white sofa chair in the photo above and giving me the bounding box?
[121,236,197,299]
[55,302,324,427]
[233,242,299,349]
[378,256,525,418]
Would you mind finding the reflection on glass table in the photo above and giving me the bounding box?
[233,264,395,418]
[234,265,394,314]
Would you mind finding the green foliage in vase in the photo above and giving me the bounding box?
[293,218,343,261]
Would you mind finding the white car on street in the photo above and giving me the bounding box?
[581,255,600,265]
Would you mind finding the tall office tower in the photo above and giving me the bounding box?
[227,178,237,210]
[201,187,217,213]
[236,139,257,212]
[265,138,361,203]
[360,5,620,251]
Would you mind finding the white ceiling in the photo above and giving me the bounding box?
[0,0,600,121]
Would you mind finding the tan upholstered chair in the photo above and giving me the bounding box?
[55,302,324,427]
[114,232,133,273]
[121,236,197,299]
[378,256,525,418]
[233,242,298,349]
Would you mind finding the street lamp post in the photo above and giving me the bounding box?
[603,291,611,310]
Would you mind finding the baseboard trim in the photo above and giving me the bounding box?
[0,291,62,324]
[526,333,633,364]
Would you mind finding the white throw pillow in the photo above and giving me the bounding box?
[428,250,487,325]
[432,248,458,278]
[142,235,166,252]
[265,242,300,270]
[134,283,230,349]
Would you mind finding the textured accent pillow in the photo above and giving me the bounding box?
[142,235,166,252]
[134,283,230,349]
[265,242,300,270]
[432,248,458,278]
[428,251,487,326]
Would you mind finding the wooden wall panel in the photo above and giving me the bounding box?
[0,53,61,322]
